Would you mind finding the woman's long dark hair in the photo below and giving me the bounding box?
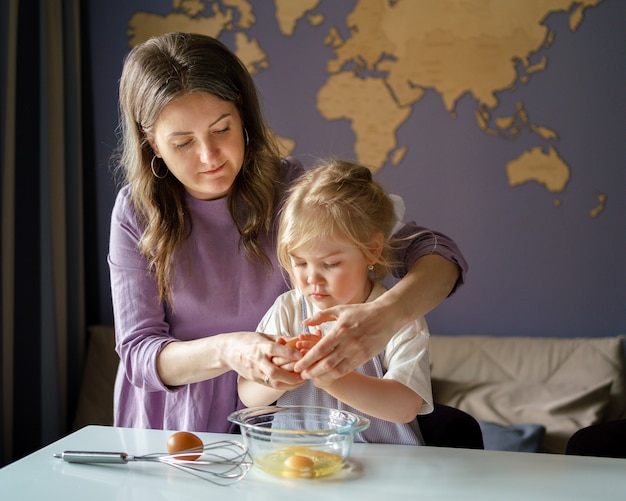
[115,32,283,304]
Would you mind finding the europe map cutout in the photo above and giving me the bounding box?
[127,0,607,217]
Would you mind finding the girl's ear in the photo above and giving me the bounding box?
[369,232,384,262]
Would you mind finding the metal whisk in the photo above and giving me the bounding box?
[54,440,253,486]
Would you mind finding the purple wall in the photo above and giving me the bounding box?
[85,0,625,338]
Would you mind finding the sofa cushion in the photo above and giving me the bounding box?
[478,421,546,452]
[429,335,626,454]
[435,379,611,453]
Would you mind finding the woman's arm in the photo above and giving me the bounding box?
[315,372,424,424]
[110,187,304,390]
[156,332,303,387]
[295,253,461,382]
[238,377,287,407]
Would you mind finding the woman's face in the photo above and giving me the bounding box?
[148,92,246,200]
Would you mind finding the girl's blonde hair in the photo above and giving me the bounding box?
[113,33,283,304]
[277,159,397,284]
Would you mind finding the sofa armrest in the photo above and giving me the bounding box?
[429,335,626,453]
[72,325,118,430]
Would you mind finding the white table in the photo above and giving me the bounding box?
[0,425,624,500]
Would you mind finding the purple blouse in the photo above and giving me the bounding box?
[108,157,467,432]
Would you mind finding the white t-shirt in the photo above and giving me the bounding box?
[256,282,434,445]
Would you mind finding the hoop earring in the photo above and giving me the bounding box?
[368,264,374,271]
[243,127,249,146]
[151,156,168,179]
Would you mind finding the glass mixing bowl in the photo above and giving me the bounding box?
[228,405,370,478]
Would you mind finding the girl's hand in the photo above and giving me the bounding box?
[272,331,322,371]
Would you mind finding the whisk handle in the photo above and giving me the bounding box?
[54,451,129,464]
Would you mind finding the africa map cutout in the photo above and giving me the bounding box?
[127,0,607,217]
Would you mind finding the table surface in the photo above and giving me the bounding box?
[1,425,624,500]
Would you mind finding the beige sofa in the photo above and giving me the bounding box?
[430,335,626,453]
[74,327,626,454]
[73,325,118,430]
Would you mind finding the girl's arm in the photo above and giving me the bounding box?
[237,376,295,408]
[315,373,423,424]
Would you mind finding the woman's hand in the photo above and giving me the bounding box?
[293,300,398,383]
[237,334,309,407]
[225,331,305,389]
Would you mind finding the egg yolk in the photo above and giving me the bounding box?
[284,454,314,471]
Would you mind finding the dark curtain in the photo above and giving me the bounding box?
[1,0,85,466]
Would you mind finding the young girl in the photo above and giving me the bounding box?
[238,160,433,445]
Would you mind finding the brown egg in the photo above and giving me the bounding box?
[284,453,314,471]
[285,337,299,348]
[166,431,203,461]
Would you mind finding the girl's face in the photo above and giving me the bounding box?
[148,92,246,200]
[289,237,374,309]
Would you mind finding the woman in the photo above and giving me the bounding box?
[109,32,466,432]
